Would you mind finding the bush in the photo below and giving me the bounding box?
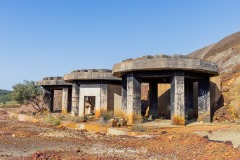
[43,115,61,126]
[101,111,114,123]
[173,116,185,125]
[72,116,88,123]
[132,122,147,132]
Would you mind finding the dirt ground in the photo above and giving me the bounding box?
[1,109,240,160]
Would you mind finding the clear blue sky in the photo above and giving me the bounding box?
[0,0,239,90]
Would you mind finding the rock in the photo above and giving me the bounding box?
[161,131,168,135]
[203,135,209,140]
[224,141,233,146]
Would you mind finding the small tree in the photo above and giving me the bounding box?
[11,80,50,113]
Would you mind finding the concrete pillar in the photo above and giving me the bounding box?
[62,87,69,114]
[49,90,54,112]
[99,83,108,118]
[71,82,79,117]
[170,73,185,124]
[67,88,72,113]
[126,73,141,125]
[185,81,193,120]
[121,75,127,120]
[198,78,211,122]
[149,81,158,119]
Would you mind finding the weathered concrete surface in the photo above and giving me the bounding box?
[71,82,79,116]
[112,55,218,77]
[158,84,171,117]
[121,76,127,119]
[126,73,141,125]
[100,83,108,117]
[79,84,101,117]
[64,69,121,82]
[107,84,122,116]
[170,73,185,122]
[198,78,211,122]
[62,87,69,114]
[37,77,72,86]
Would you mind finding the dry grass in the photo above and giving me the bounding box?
[101,111,114,123]
[43,115,61,126]
[132,122,147,132]
[173,116,185,125]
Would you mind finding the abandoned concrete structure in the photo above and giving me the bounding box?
[37,77,72,113]
[38,70,122,118]
[64,69,122,118]
[112,55,219,125]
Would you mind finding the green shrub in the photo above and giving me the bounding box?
[101,111,114,123]
[43,115,61,126]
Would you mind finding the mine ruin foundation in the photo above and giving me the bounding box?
[38,55,219,125]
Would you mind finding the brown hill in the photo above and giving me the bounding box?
[189,31,240,74]
[189,31,240,122]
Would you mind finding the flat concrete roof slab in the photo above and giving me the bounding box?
[37,77,72,86]
[112,55,219,77]
[64,69,121,82]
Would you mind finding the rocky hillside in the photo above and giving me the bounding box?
[189,31,240,74]
[188,31,240,122]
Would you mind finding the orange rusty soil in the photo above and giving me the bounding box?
[0,110,240,160]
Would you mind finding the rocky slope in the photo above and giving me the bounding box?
[189,31,240,74]
[188,31,240,122]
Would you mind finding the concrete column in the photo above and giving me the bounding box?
[62,87,69,114]
[71,82,79,117]
[185,81,193,120]
[99,83,108,118]
[49,90,54,112]
[149,81,158,119]
[121,75,127,120]
[198,77,211,122]
[170,73,185,124]
[126,73,141,125]
[67,88,72,113]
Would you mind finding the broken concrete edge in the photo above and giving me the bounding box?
[112,55,219,77]
[64,69,121,82]
[37,76,72,86]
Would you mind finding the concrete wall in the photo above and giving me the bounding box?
[79,84,101,117]
[108,84,122,116]
[54,90,62,111]
[210,76,222,107]
[158,84,171,117]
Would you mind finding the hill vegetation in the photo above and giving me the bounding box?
[0,89,12,104]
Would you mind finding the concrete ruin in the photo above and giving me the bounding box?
[38,54,219,126]
[38,70,122,118]
[37,77,72,114]
[64,69,122,118]
[112,55,219,125]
